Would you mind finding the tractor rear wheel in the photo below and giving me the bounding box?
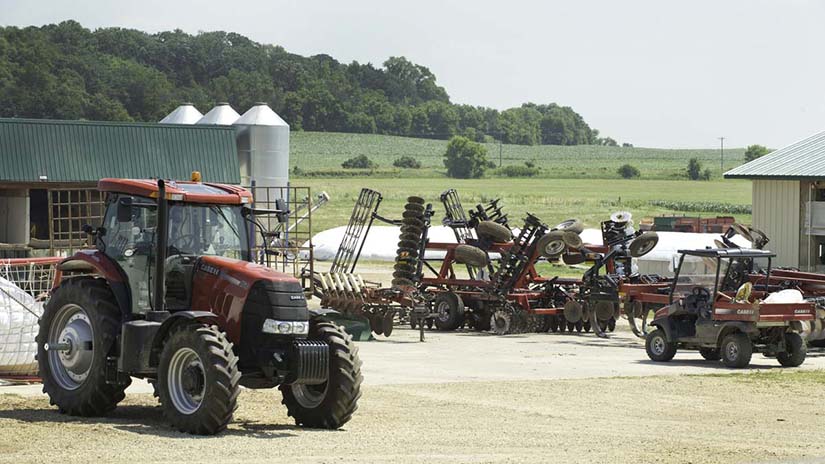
[433,292,465,331]
[699,347,721,361]
[720,333,752,368]
[158,323,240,435]
[645,329,677,362]
[37,278,130,416]
[281,322,362,428]
[777,332,806,367]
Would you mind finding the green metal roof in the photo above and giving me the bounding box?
[0,118,240,183]
[724,130,825,180]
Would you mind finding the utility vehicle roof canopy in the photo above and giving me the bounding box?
[98,178,253,205]
[677,248,776,258]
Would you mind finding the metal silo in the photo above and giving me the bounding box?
[233,103,289,198]
[196,102,241,125]
[159,103,203,124]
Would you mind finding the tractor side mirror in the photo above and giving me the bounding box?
[117,197,133,222]
[275,199,289,224]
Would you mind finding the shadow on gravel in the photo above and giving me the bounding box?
[0,405,300,439]
[633,359,788,371]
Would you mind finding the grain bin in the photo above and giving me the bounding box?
[233,103,289,198]
[196,103,241,125]
[159,103,203,124]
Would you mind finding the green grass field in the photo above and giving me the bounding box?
[291,131,747,180]
[298,177,752,233]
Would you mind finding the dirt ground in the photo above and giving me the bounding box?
[2,323,825,464]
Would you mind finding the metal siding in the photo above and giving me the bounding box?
[752,179,800,267]
[0,119,240,184]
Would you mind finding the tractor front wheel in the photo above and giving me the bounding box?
[777,332,806,367]
[281,321,363,429]
[157,323,240,435]
[37,278,130,416]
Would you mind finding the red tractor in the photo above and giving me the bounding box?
[37,177,362,435]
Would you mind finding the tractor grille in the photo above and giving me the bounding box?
[291,340,329,385]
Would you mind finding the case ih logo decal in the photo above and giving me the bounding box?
[290,295,305,301]
[199,263,220,276]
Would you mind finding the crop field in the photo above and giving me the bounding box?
[297,177,752,233]
[291,131,747,180]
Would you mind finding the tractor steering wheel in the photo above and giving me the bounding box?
[170,234,197,254]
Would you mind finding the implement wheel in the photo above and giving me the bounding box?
[477,221,512,243]
[433,292,465,331]
[281,321,362,429]
[454,245,489,267]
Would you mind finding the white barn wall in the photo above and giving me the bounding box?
[752,179,800,267]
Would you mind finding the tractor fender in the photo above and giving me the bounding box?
[715,322,758,348]
[57,250,131,317]
[149,311,221,366]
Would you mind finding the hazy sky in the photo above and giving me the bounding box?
[2,0,823,148]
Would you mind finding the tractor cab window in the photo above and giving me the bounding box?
[167,203,249,260]
[671,257,719,298]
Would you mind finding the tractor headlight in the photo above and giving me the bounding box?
[262,319,310,335]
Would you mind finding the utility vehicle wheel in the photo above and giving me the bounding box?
[645,329,677,362]
[491,311,512,335]
[720,333,752,368]
[158,323,240,435]
[433,292,465,331]
[282,322,362,429]
[37,278,130,416]
[454,245,489,267]
[699,348,721,361]
[477,221,512,243]
[607,317,616,332]
[777,332,806,367]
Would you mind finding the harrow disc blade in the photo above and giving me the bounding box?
[563,300,583,323]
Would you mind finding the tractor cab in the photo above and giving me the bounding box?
[95,179,255,313]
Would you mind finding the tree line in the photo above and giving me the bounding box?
[0,21,608,145]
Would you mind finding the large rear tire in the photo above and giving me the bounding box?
[37,278,130,416]
[281,321,362,429]
[158,323,240,435]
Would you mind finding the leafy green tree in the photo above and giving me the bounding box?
[444,136,489,179]
[744,144,770,162]
[342,154,376,169]
[687,158,702,180]
[617,164,640,178]
[393,156,421,169]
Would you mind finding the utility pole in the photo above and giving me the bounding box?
[719,136,725,170]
